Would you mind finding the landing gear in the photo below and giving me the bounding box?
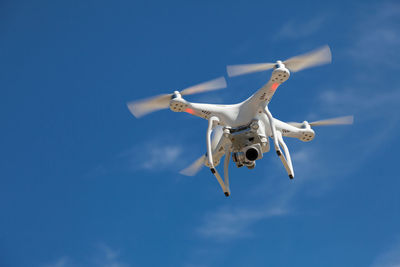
[206,117,232,197]
[264,105,295,179]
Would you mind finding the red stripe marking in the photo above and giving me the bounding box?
[185,108,195,115]
[271,82,280,91]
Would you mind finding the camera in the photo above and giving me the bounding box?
[232,144,263,169]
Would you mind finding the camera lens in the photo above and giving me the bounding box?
[245,148,258,161]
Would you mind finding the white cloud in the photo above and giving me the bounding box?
[119,142,184,172]
[318,87,400,118]
[42,244,129,267]
[194,146,327,242]
[140,145,182,170]
[291,148,311,163]
[43,257,69,267]
[93,243,129,267]
[348,2,400,68]
[317,84,400,163]
[371,238,400,267]
[197,205,287,241]
[194,138,357,242]
[275,16,326,40]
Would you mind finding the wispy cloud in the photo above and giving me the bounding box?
[195,144,336,242]
[275,15,327,40]
[314,1,400,171]
[317,84,400,165]
[318,87,400,120]
[43,257,69,267]
[119,141,184,172]
[140,145,182,170]
[194,177,289,242]
[371,237,400,267]
[197,205,287,241]
[93,243,129,267]
[348,2,400,68]
[42,243,129,267]
[85,136,188,179]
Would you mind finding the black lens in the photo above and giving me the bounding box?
[245,148,258,161]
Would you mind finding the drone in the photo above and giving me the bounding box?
[127,45,353,197]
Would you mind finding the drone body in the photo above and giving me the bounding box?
[127,45,353,197]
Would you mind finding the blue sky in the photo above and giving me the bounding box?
[1,0,400,266]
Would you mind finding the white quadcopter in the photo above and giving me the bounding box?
[127,45,353,197]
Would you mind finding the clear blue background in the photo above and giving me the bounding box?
[1,0,400,266]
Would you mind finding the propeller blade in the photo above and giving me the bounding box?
[180,77,227,95]
[283,45,331,72]
[127,77,226,118]
[226,63,275,77]
[127,94,171,118]
[180,126,224,176]
[309,115,354,126]
[180,155,206,176]
[288,115,354,128]
[226,45,330,77]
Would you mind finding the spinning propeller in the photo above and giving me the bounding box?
[179,155,205,176]
[180,126,224,176]
[227,45,332,77]
[127,77,227,118]
[288,115,354,128]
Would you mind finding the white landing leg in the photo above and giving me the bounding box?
[206,116,219,167]
[264,105,294,179]
[206,116,228,196]
[223,147,231,197]
[276,131,295,179]
[264,105,280,154]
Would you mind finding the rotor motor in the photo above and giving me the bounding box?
[170,93,188,112]
[271,62,290,83]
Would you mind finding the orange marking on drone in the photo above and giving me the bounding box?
[185,108,195,115]
[271,82,280,91]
